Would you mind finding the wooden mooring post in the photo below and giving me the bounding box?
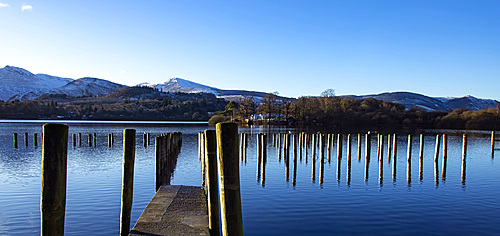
[34,133,38,147]
[462,134,467,185]
[204,130,220,236]
[41,124,68,236]
[24,132,28,147]
[78,133,82,147]
[120,129,136,236]
[365,133,370,181]
[434,135,441,185]
[492,131,496,158]
[13,133,18,148]
[407,134,412,184]
[216,123,243,236]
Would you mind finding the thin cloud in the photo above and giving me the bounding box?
[21,4,32,11]
[0,2,9,8]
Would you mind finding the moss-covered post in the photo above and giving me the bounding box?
[13,133,18,148]
[204,130,220,236]
[120,129,136,236]
[41,123,68,236]
[216,123,243,236]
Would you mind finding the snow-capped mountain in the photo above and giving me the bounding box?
[48,77,126,97]
[0,66,73,101]
[138,77,219,95]
[351,92,499,111]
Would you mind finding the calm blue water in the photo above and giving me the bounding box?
[0,121,499,235]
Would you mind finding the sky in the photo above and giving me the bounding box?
[1,1,499,100]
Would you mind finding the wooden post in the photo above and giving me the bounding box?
[392,134,397,160]
[143,133,147,147]
[216,123,243,236]
[78,133,82,147]
[72,134,76,147]
[379,135,383,184]
[311,134,316,160]
[120,129,136,236]
[492,131,495,158]
[304,134,308,163]
[257,134,262,180]
[34,133,38,147]
[419,134,424,181]
[261,134,267,187]
[13,133,18,148]
[407,134,412,184]
[357,133,362,161]
[434,135,440,185]
[442,134,448,160]
[461,134,467,185]
[319,134,325,185]
[204,130,220,236]
[365,133,370,181]
[292,134,297,186]
[387,134,392,162]
[93,133,97,147]
[41,124,68,236]
[88,134,92,147]
[25,132,29,147]
[376,134,381,161]
[336,134,342,181]
[346,134,351,185]
[441,135,448,181]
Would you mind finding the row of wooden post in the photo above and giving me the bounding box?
[198,123,243,236]
[267,132,471,186]
[40,124,176,236]
[12,132,38,148]
[155,132,182,191]
[14,132,156,148]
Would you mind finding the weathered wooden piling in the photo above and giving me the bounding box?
[441,134,448,180]
[78,133,82,147]
[376,134,381,161]
[256,134,262,180]
[72,133,76,147]
[419,134,424,181]
[41,124,68,236]
[34,133,38,147]
[304,134,309,163]
[319,134,325,185]
[311,134,316,160]
[93,133,97,147]
[434,135,441,185]
[88,133,92,147]
[143,133,147,147]
[346,134,352,185]
[407,134,412,184]
[387,134,392,162]
[336,134,342,181]
[293,134,298,163]
[216,123,243,236]
[285,134,290,182]
[24,132,28,147]
[365,133,370,181]
[442,134,448,160]
[357,133,362,161]
[120,129,136,236]
[392,134,397,159]
[379,135,383,184]
[204,130,220,236]
[261,134,267,186]
[13,133,18,148]
[492,131,495,158]
[461,134,467,184]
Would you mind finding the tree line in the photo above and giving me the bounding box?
[211,92,500,130]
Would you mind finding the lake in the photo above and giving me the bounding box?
[0,121,499,235]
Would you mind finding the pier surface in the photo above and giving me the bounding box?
[129,185,209,236]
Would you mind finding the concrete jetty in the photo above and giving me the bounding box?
[129,185,209,236]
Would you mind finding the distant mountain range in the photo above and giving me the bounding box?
[0,65,498,111]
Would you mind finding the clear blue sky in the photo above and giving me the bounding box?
[1,1,499,100]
